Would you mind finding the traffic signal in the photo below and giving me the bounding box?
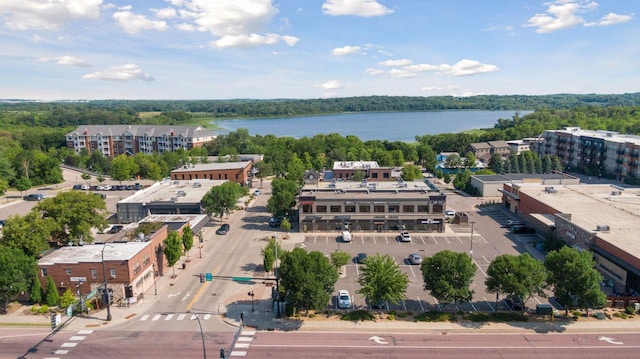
[50,312,57,329]
[200,274,205,283]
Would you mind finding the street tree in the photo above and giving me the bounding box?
[201,181,245,219]
[285,153,306,187]
[29,271,43,304]
[0,246,36,307]
[261,238,283,274]
[545,246,606,314]
[0,213,56,258]
[267,178,299,217]
[163,231,182,278]
[485,254,548,309]
[44,275,60,307]
[357,254,409,308]
[35,191,109,245]
[422,250,476,311]
[14,177,32,195]
[330,249,351,269]
[182,225,194,262]
[110,154,139,182]
[278,248,339,315]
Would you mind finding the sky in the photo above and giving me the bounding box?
[0,0,638,100]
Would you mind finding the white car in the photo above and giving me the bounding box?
[337,290,351,309]
[399,231,412,242]
[341,231,352,242]
[445,210,456,218]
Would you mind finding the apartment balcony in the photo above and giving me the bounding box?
[615,158,625,164]
[632,152,640,158]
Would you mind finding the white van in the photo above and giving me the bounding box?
[342,231,352,242]
[337,290,351,309]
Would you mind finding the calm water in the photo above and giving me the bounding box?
[211,110,532,142]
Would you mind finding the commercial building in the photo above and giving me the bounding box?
[116,179,225,223]
[534,127,640,182]
[65,125,216,158]
[331,161,395,181]
[170,161,254,187]
[298,179,447,233]
[501,182,640,295]
[470,173,579,197]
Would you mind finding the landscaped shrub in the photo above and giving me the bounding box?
[469,313,490,322]
[415,311,457,322]
[387,313,395,320]
[340,310,375,322]
[625,306,635,315]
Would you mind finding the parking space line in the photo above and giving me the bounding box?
[468,300,478,312]
[416,296,425,311]
[473,259,487,277]
[483,296,496,312]
[481,255,491,264]
[431,237,438,245]
[456,236,464,244]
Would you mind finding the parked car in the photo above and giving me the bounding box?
[399,231,412,242]
[408,253,422,265]
[337,290,351,309]
[356,252,368,264]
[269,216,284,227]
[445,209,456,218]
[72,184,83,190]
[81,184,91,190]
[505,220,523,228]
[511,225,535,234]
[253,189,261,196]
[93,193,107,199]
[134,183,141,190]
[341,231,352,242]
[23,193,45,201]
[109,225,124,234]
[216,223,230,235]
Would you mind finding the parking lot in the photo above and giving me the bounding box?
[299,205,553,313]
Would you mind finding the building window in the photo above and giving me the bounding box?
[133,262,142,276]
[374,204,385,213]
[383,173,390,179]
[316,205,327,213]
[330,205,341,213]
[371,173,378,179]
[417,205,429,213]
[142,254,150,267]
[65,268,72,276]
[110,269,116,279]
[403,205,415,213]
[388,205,399,213]
[41,268,47,277]
[91,268,98,279]
[345,205,356,213]
[359,205,370,213]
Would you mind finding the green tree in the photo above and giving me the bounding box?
[29,271,43,304]
[401,164,423,181]
[14,177,32,195]
[0,246,36,307]
[261,238,283,274]
[485,254,547,310]
[352,169,366,182]
[182,225,194,262]
[330,250,351,269]
[545,247,606,314]
[110,154,139,182]
[163,231,183,278]
[280,218,292,232]
[44,275,60,307]
[0,213,55,258]
[422,250,476,311]
[285,153,306,187]
[35,191,109,244]
[488,153,504,174]
[278,248,339,315]
[267,178,299,218]
[201,181,245,219]
[463,151,477,168]
[59,288,76,309]
[357,254,409,308]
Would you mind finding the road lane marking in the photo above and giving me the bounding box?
[140,314,149,321]
[60,343,78,348]
[69,336,86,341]
[152,314,161,321]
[230,351,247,356]
[177,313,186,320]
[165,314,173,320]
[78,330,93,335]
[369,336,388,345]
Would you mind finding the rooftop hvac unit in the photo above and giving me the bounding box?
[596,224,610,231]
[611,191,622,196]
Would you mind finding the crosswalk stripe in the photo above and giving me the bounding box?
[152,314,162,321]
[69,336,86,341]
[140,314,150,321]
[165,314,173,320]
[177,313,186,320]
[203,314,211,320]
[78,330,94,335]
[230,351,247,357]
[235,343,250,349]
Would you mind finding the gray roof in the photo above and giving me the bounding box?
[66,125,216,139]
[171,161,252,172]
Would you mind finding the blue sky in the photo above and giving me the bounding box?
[0,0,637,100]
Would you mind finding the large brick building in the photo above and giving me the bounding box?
[65,125,216,158]
[170,161,254,187]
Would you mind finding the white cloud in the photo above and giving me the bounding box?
[320,80,344,89]
[113,10,169,34]
[436,59,498,76]
[0,0,102,31]
[210,33,299,49]
[365,68,384,75]
[420,85,458,92]
[586,12,633,26]
[332,45,362,56]
[322,0,393,17]
[389,68,416,78]
[524,0,631,33]
[38,55,91,67]
[175,23,196,31]
[404,64,438,72]
[32,34,42,43]
[378,59,411,67]
[151,7,177,19]
[83,64,154,81]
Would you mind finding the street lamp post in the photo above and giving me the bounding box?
[469,221,476,257]
[274,233,281,319]
[248,291,255,312]
[152,263,158,295]
[101,244,113,321]
[194,314,207,359]
[198,231,203,258]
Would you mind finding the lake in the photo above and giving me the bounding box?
[211,110,532,142]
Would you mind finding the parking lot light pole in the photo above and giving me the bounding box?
[101,244,113,321]
[469,221,476,257]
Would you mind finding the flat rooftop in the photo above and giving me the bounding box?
[301,179,442,199]
[39,242,149,265]
[516,183,640,260]
[333,161,379,170]
[119,179,225,204]
[171,161,251,172]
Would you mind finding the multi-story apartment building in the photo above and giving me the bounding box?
[466,140,511,162]
[298,179,446,233]
[65,125,216,158]
[535,127,640,181]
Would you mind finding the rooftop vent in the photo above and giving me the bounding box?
[611,191,622,196]
[596,224,610,232]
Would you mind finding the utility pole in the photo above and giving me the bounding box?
[470,221,476,257]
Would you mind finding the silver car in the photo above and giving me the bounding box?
[408,253,422,265]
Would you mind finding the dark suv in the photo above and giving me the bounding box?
[23,194,45,201]
[216,223,230,235]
